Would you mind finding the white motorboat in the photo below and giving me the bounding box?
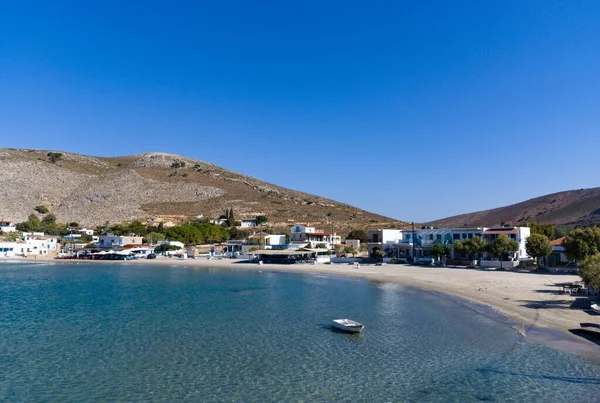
[591,303,600,313]
[332,319,364,333]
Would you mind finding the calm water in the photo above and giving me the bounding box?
[1,263,600,402]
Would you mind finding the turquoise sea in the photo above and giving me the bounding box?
[1,262,600,402]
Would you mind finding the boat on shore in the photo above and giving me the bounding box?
[332,319,364,333]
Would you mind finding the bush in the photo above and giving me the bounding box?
[34,205,49,214]
[47,152,63,163]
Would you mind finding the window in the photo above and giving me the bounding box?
[427,234,433,240]
[468,233,473,239]
[453,234,460,240]
[436,234,442,241]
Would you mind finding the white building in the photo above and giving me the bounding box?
[344,239,360,250]
[156,240,185,250]
[0,220,17,233]
[366,229,405,257]
[290,223,340,249]
[290,223,316,242]
[98,234,144,248]
[68,227,95,236]
[1,233,59,257]
[210,218,228,226]
[0,242,19,257]
[368,227,531,263]
[23,233,59,253]
[247,232,286,249]
[240,219,257,228]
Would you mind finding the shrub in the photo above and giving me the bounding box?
[34,205,49,214]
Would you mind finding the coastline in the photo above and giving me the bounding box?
[7,256,600,359]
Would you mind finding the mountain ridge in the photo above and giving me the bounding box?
[0,148,405,233]
[425,187,600,228]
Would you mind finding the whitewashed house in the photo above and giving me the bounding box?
[367,229,405,257]
[0,220,17,233]
[98,234,144,248]
[210,218,228,226]
[247,232,286,249]
[156,240,185,250]
[0,242,19,257]
[290,223,340,249]
[240,219,257,228]
[23,233,58,253]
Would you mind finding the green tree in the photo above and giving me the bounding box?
[485,234,519,270]
[155,244,182,253]
[228,227,250,240]
[524,222,555,240]
[68,222,80,228]
[525,234,553,269]
[431,243,452,262]
[165,225,203,245]
[34,205,49,214]
[157,222,165,233]
[346,229,368,243]
[145,232,166,245]
[315,243,327,249]
[47,152,63,163]
[126,220,148,236]
[3,232,21,242]
[563,227,600,261]
[374,248,386,262]
[255,216,268,226]
[454,236,487,261]
[42,213,57,226]
[343,245,357,257]
[579,254,600,290]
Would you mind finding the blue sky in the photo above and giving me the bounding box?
[1,1,599,222]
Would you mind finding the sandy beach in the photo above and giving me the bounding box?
[11,256,600,358]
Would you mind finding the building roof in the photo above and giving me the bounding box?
[252,249,315,256]
[483,228,519,235]
[123,244,151,249]
[0,220,13,224]
[550,237,566,246]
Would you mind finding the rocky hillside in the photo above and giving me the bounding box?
[425,187,600,228]
[0,149,405,233]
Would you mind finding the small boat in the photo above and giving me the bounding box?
[332,319,364,333]
[591,303,600,313]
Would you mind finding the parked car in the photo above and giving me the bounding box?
[416,257,435,266]
[147,254,157,259]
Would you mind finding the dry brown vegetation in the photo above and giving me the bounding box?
[0,149,406,233]
[426,188,600,228]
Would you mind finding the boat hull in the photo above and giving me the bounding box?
[332,319,364,333]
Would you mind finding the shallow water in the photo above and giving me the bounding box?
[1,263,600,402]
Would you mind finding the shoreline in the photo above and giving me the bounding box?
[6,256,600,360]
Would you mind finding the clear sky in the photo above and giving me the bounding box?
[1,1,599,222]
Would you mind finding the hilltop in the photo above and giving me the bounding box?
[425,187,600,228]
[0,149,405,233]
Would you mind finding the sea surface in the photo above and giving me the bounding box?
[1,262,600,402]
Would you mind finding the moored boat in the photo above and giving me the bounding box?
[332,319,364,333]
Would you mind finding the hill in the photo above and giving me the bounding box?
[425,187,600,228]
[0,149,405,233]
